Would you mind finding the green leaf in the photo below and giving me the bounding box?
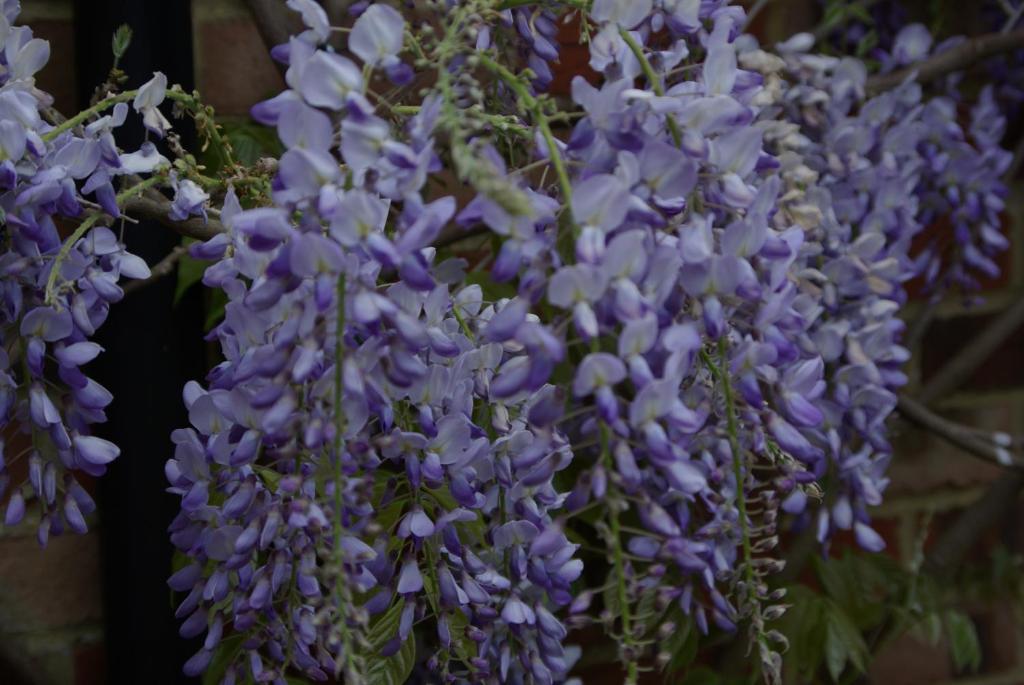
[778,586,827,681]
[660,610,699,675]
[366,633,416,685]
[364,600,405,654]
[253,464,281,491]
[945,611,981,673]
[111,24,132,60]
[911,611,943,646]
[446,607,479,666]
[824,615,848,683]
[374,494,412,540]
[856,31,878,58]
[202,634,244,685]
[174,246,204,305]
[824,601,869,682]
[602,567,622,621]
[815,555,854,608]
[464,271,516,302]
[226,123,284,167]
[204,289,229,332]
[847,2,875,24]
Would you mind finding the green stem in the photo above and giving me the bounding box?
[331,273,358,678]
[44,175,163,306]
[452,303,475,340]
[702,343,755,591]
[43,91,137,141]
[600,420,639,684]
[43,89,234,168]
[619,28,683,148]
[476,54,575,226]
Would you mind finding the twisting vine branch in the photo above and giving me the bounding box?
[896,395,1024,470]
[866,28,1024,93]
[918,296,1024,405]
[45,176,164,306]
[123,197,225,241]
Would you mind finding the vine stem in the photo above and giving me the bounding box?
[43,91,137,141]
[593,327,639,683]
[475,54,575,228]
[43,88,234,167]
[331,274,358,678]
[701,344,755,596]
[618,28,683,148]
[44,175,163,306]
[600,422,639,685]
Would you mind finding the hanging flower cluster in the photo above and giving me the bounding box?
[0,5,169,545]
[0,0,1012,683]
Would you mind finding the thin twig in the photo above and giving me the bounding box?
[123,245,189,295]
[866,28,1024,93]
[1003,1,1024,33]
[743,0,773,30]
[904,298,941,351]
[896,395,1023,469]
[918,296,1024,405]
[811,0,883,42]
[924,472,1024,580]
[123,197,225,242]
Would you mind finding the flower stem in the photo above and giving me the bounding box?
[331,273,358,679]
[600,421,639,684]
[43,89,234,167]
[702,343,756,595]
[476,54,575,228]
[43,91,137,141]
[619,28,683,148]
[44,175,163,306]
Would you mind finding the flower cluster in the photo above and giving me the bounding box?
[762,21,1010,557]
[0,0,1015,683]
[0,6,175,545]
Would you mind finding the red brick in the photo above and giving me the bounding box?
[906,214,1014,301]
[74,640,106,685]
[31,19,78,115]
[976,603,1020,673]
[918,311,1024,395]
[0,529,103,632]
[869,633,954,684]
[196,17,284,117]
[887,402,1013,496]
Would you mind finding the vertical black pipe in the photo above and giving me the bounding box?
[73,2,206,683]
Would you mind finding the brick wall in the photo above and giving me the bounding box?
[3,1,1024,684]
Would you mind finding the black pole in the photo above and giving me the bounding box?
[74,2,206,683]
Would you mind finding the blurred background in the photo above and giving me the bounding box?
[1,0,1023,683]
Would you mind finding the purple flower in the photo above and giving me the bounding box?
[132,72,171,137]
[295,51,362,111]
[169,176,209,222]
[73,435,120,466]
[350,4,405,67]
[573,353,626,397]
[590,0,653,29]
[286,0,330,43]
[397,558,423,594]
[571,174,631,232]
